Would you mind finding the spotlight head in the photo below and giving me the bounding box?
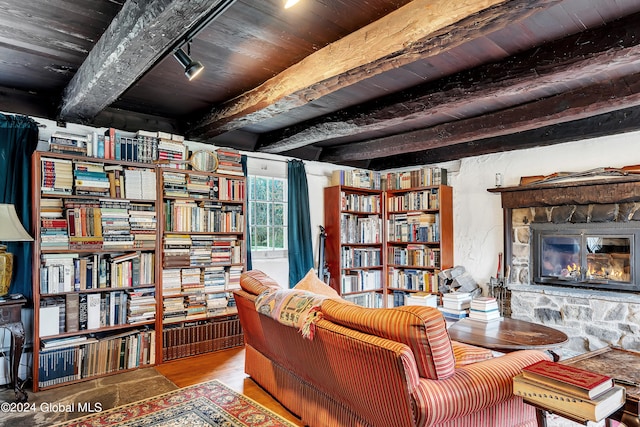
[173,47,204,81]
[184,60,204,80]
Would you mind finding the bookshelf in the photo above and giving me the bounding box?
[159,167,245,361]
[384,167,453,306]
[324,185,385,308]
[32,151,160,391]
[323,167,453,308]
[31,142,247,389]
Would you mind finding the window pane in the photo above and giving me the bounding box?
[272,203,284,226]
[271,179,284,202]
[255,177,267,200]
[250,203,257,224]
[253,226,268,249]
[255,202,268,225]
[248,176,255,200]
[272,227,284,249]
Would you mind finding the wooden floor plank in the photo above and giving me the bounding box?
[155,347,304,426]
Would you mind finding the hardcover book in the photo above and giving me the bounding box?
[513,374,624,422]
[521,360,614,399]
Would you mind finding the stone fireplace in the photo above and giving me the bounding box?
[490,177,640,354]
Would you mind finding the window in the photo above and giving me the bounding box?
[247,175,287,254]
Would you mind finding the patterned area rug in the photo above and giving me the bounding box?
[54,379,297,427]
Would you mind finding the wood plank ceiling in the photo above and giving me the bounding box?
[1,0,640,169]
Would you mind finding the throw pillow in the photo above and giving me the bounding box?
[293,268,341,299]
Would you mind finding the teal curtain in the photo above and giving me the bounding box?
[287,160,313,287]
[0,114,39,299]
[241,155,252,270]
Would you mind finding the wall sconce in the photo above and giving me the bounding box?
[173,47,204,81]
[0,204,33,296]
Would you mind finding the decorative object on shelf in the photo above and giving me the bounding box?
[155,149,218,172]
[190,150,218,172]
[0,204,33,296]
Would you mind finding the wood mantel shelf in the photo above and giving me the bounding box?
[487,176,640,208]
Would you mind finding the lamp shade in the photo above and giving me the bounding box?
[0,204,33,241]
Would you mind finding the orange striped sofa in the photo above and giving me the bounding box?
[235,270,550,427]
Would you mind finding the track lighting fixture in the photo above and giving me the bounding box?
[173,47,204,81]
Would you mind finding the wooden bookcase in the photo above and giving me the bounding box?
[385,184,453,305]
[31,150,246,390]
[324,185,385,307]
[158,168,245,361]
[32,151,161,391]
[323,171,453,308]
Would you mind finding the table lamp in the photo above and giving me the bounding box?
[0,204,33,296]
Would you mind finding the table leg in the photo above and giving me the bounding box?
[536,408,548,427]
[5,321,27,402]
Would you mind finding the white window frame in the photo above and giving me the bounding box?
[247,174,288,259]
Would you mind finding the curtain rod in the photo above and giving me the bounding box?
[245,153,291,164]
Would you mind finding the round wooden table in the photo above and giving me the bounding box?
[447,317,568,360]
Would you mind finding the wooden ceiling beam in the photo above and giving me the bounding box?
[319,73,640,164]
[187,0,559,140]
[58,0,231,123]
[367,105,640,170]
[263,11,640,154]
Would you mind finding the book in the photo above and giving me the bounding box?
[65,293,80,333]
[513,374,624,422]
[87,293,102,329]
[39,305,60,337]
[522,360,614,399]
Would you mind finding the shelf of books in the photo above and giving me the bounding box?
[324,184,385,308]
[159,166,245,361]
[32,151,160,391]
[385,178,453,307]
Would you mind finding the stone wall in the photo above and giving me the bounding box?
[510,284,640,354]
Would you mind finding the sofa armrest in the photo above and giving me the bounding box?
[413,349,551,425]
[451,340,494,366]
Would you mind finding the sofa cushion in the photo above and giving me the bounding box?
[240,270,281,295]
[293,269,342,299]
[321,300,456,380]
[255,288,327,339]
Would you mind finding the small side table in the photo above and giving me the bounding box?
[0,296,27,402]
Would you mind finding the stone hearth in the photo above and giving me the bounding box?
[490,177,640,354]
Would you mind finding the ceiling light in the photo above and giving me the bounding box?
[284,0,300,8]
[173,47,204,81]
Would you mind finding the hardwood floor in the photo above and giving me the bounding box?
[155,346,304,426]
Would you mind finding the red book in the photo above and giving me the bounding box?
[521,360,613,399]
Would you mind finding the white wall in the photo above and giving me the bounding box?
[450,130,640,288]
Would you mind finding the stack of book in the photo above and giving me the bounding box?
[73,161,109,196]
[405,292,438,307]
[439,292,472,320]
[513,360,625,422]
[41,157,73,195]
[468,296,502,322]
[216,147,243,176]
[330,169,382,189]
[49,132,90,156]
[157,132,187,169]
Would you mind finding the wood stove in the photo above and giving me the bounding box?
[531,223,640,292]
